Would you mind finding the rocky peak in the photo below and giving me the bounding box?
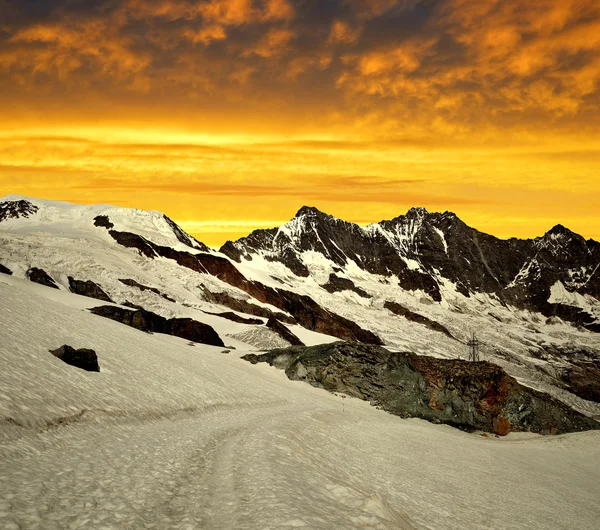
[294,205,326,218]
[0,199,39,223]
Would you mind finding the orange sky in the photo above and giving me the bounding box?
[1,0,600,246]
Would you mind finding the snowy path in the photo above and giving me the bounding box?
[2,282,600,529]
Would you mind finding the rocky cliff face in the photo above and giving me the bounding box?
[222,206,600,331]
[244,342,600,435]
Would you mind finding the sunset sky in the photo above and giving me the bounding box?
[1,0,600,246]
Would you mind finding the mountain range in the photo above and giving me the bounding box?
[1,194,599,415]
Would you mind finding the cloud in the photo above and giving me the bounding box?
[328,20,361,44]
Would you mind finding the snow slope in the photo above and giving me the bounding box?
[1,280,600,530]
[2,195,600,417]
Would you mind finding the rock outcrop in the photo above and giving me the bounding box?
[321,274,371,298]
[562,360,600,403]
[118,278,175,302]
[50,345,100,372]
[89,305,224,347]
[0,200,39,222]
[243,342,600,435]
[384,301,453,338]
[266,317,305,346]
[93,215,114,229]
[68,277,114,302]
[203,311,264,325]
[27,267,59,289]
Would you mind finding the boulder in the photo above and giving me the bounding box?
[50,345,100,372]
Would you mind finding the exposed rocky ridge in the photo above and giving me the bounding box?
[243,342,600,435]
[89,305,224,347]
[68,277,114,303]
[108,229,383,344]
[266,317,304,346]
[27,268,59,289]
[118,278,175,302]
[163,215,210,252]
[0,200,39,222]
[384,301,454,338]
[222,206,600,330]
[202,310,263,325]
[0,263,13,275]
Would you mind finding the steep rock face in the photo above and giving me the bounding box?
[89,305,224,347]
[0,200,39,222]
[243,342,600,435]
[68,277,114,303]
[27,268,60,289]
[562,360,600,403]
[222,206,600,330]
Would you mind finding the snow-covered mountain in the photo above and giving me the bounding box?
[1,195,600,418]
[2,194,600,528]
[222,205,600,329]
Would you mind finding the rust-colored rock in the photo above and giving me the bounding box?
[493,416,511,436]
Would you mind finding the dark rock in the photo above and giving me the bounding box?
[93,215,114,229]
[203,311,263,325]
[119,278,176,302]
[0,200,39,222]
[0,263,13,275]
[49,345,100,372]
[321,274,371,298]
[68,277,114,302]
[168,318,224,346]
[89,305,224,347]
[221,206,600,327]
[108,230,158,258]
[266,317,305,346]
[201,288,294,323]
[163,215,211,251]
[384,301,454,338]
[562,360,600,403]
[27,267,59,289]
[243,342,600,435]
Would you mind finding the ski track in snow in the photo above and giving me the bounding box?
[2,283,600,529]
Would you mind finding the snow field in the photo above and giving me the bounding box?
[1,282,600,529]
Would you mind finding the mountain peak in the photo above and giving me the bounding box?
[294,206,328,218]
[406,206,429,218]
[545,224,575,238]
